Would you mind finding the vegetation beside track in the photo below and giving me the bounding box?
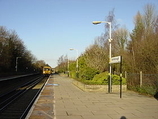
[57,4,158,96]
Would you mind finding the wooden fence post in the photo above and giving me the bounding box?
[140,71,142,87]
[125,71,127,79]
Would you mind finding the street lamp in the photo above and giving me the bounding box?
[92,21,112,93]
[70,48,79,77]
[67,57,70,77]
[15,57,21,72]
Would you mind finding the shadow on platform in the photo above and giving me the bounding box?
[154,91,158,100]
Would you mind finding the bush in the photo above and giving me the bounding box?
[70,71,77,79]
[133,85,157,96]
[91,72,126,85]
[79,67,99,80]
[92,72,109,84]
[112,74,126,85]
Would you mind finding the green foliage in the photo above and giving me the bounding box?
[129,85,157,96]
[91,72,109,84]
[69,71,76,79]
[69,61,76,71]
[112,74,126,85]
[79,67,99,80]
[77,71,126,85]
[78,55,100,80]
[69,61,78,79]
[91,72,126,85]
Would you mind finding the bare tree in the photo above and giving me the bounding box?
[0,26,42,74]
[127,4,158,73]
[112,27,129,55]
[57,55,68,72]
[84,43,108,72]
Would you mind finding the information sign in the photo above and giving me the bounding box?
[110,56,121,64]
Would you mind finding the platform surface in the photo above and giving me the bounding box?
[27,74,158,119]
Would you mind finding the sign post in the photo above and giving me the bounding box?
[120,56,122,98]
[110,56,123,98]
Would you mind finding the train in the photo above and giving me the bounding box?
[42,65,52,76]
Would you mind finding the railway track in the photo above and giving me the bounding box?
[0,74,49,119]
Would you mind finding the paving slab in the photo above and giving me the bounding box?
[27,74,158,119]
[53,75,158,119]
[26,76,55,119]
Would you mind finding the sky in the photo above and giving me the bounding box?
[0,0,157,68]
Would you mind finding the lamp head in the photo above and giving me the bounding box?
[69,48,74,50]
[92,21,102,25]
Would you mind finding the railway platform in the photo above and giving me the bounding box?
[27,74,158,119]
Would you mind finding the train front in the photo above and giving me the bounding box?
[43,66,52,76]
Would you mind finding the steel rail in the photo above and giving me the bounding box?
[0,75,44,112]
[20,76,48,119]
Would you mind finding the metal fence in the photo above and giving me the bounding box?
[125,71,158,89]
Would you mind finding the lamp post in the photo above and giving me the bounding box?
[70,48,79,77]
[92,21,112,93]
[15,57,21,72]
[67,57,70,77]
